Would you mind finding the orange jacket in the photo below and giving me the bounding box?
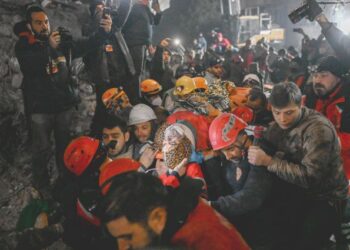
[306,84,350,178]
[171,201,250,250]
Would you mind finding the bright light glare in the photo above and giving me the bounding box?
[173,38,181,46]
[332,8,350,35]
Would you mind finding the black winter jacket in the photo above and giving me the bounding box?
[15,21,109,114]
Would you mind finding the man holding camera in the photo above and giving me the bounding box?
[83,0,132,137]
[289,0,350,69]
[14,5,112,197]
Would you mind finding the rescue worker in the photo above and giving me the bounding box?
[140,79,163,107]
[101,114,132,160]
[128,103,159,162]
[162,64,196,114]
[248,82,348,250]
[57,136,113,249]
[101,87,133,123]
[169,76,227,200]
[209,113,274,248]
[101,114,156,171]
[304,56,350,179]
[99,170,250,250]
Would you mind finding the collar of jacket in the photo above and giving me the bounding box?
[18,31,37,45]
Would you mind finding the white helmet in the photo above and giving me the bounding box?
[128,104,157,126]
[243,74,261,85]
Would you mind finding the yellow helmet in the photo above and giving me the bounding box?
[173,76,196,96]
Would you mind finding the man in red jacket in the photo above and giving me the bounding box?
[305,56,350,179]
[99,170,249,250]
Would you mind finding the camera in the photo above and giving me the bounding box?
[102,7,111,18]
[289,3,310,24]
[288,0,322,24]
[56,26,73,48]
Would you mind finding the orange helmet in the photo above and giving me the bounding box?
[64,136,100,176]
[99,158,141,195]
[140,79,162,95]
[209,113,247,151]
[229,87,251,108]
[193,77,208,93]
[102,88,130,110]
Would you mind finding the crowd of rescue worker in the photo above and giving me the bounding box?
[9,0,350,249]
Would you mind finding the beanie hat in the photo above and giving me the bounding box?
[316,56,347,78]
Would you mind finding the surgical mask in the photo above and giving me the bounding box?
[151,95,162,106]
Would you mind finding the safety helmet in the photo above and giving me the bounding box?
[229,87,251,108]
[64,136,100,176]
[173,76,196,96]
[102,87,130,111]
[128,104,157,126]
[99,158,141,195]
[140,79,162,95]
[193,77,208,93]
[242,74,261,88]
[209,113,247,151]
[232,106,254,124]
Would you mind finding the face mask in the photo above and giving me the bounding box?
[164,96,175,113]
[151,95,162,106]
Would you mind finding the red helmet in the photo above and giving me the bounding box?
[232,106,254,124]
[209,113,247,151]
[64,136,100,176]
[99,158,141,195]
